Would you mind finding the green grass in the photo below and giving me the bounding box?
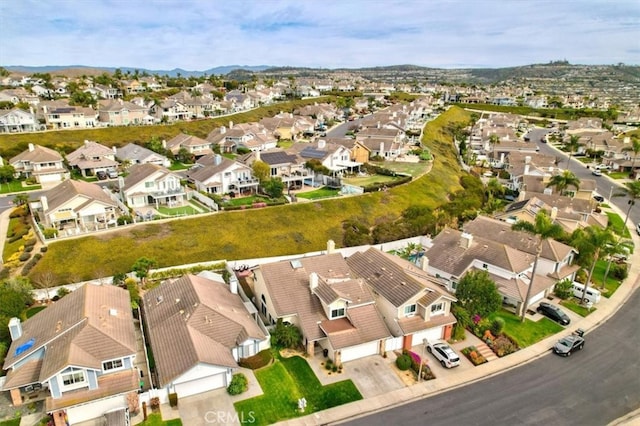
[605,212,631,238]
[342,174,399,187]
[169,162,191,171]
[379,161,430,176]
[295,187,341,199]
[234,356,362,426]
[607,172,628,180]
[590,259,623,298]
[3,213,32,263]
[24,305,47,318]
[156,205,199,216]
[223,195,266,207]
[0,419,21,426]
[27,107,471,285]
[277,139,295,149]
[561,299,596,317]
[488,310,564,347]
[134,413,182,426]
[0,181,42,194]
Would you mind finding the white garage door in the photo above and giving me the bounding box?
[411,328,443,347]
[38,173,62,184]
[174,373,226,398]
[340,340,379,363]
[528,291,546,306]
[66,395,126,424]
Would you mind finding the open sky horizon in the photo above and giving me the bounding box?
[1,0,639,71]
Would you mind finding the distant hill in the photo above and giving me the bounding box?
[4,65,272,77]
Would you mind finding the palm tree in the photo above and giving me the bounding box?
[600,238,630,288]
[489,133,500,166]
[512,210,565,321]
[564,135,583,172]
[571,226,616,303]
[622,135,640,178]
[546,170,581,197]
[613,181,640,231]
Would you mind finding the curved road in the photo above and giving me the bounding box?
[347,285,640,426]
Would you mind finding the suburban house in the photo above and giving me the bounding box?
[424,217,579,316]
[10,143,69,185]
[66,140,119,177]
[41,104,98,130]
[142,273,269,398]
[120,163,185,209]
[207,122,277,153]
[253,250,391,364]
[97,99,152,126]
[30,179,121,230]
[239,149,315,189]
[1,285,139,425]
[116,143,171,167]
[151,98,190,122]
[346,248,457,351]
[186,154,259,195]
[163,133,213,158]
[289,139,362,176]
[0,108,38,133]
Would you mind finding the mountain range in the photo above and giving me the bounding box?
[4,65,272,77]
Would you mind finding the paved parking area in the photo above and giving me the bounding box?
[344,356,405,398]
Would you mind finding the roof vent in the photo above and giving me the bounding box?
[175,298,181,304]
[156,295,164,305]
[109,309,118,316]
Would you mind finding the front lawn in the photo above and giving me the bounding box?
[156,205,199,216]
[342,174,399,187]
[234,356,362,426]
[379,160,430,176]
[561,299,596,317]
[134,413,182,426]
[0,181,42,194]
[605,212,631,238]
[590,259,624,298]
[488,310,564,348]
[607,171,628,180]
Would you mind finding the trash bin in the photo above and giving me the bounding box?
[323,348,329,357]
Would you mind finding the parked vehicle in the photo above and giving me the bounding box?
[536,302,571,325]
[592,194,604,203]
[95,171,107,180]
[425,340,460,368]
[571,282,601,304]
[107,170,118,179]
[591,169,602,177]
[553,329,585,357]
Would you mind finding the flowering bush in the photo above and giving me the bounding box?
[461,346,487,366]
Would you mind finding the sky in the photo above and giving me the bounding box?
[1,0,639,70]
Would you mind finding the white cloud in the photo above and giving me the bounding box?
[2,0,638,69]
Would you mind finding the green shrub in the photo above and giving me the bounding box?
[42,228,58,239]
[227,373,248,395]
[24,245,34,252]
[19,252,31,262]
[396,354,412,371]
[325,359,333,370]
[611,263,628,280]
[168,392,178,407]
[490,317,505,336]
[554,278,573,299]
[490,334,518,357]
[117,215,133,225]
[24,238,37,247]
[40,246,48,253]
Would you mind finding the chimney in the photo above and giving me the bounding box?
[550,206,558,220]
[377,121,381,129]
[327,239,335,254]
[229,275,239,294]
[215,154,222,165]
[518,190,526,201]
[380,142,385,156]
[112,146,117,154]
[309,272,318,293]
[162,139,167,149]
[40,195,49,211]
[9,317,22,341]
[28,143,35,152]
[255,150,261,162]
[84,139,90,146]
[220,125,226,134]
[420,256,429,272]
[525,155,531,164]
[318,139,326,149]
[229,120,234,129]
[459,232,473,249]
[524,164,530,175]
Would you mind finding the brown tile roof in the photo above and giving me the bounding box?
[45,369,138,412]
[142,274,267,387]
[3,285,136,388]
[10,144,63,164]
[425,228,534,278]
[397,313,457,335]
[258,253,352,341]
[346,248,426,307]
[3,359,43,389]
[314,277,373,306]
[122,163,174,191]
[319,304,390,349]
[42,180,117,213]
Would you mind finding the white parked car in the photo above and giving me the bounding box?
[425,340,460,368]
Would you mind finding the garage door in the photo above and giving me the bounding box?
[66,395,126,424]
[340,340,379,363]
[528,290,546,306]
[411,328,443,347]
[174,373,226,398]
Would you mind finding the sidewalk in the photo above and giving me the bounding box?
[277,202,640,426]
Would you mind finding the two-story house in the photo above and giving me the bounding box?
[239,149,314,189]
[10,143,69,185]
[1,285,138,425]
[346,248,457,352]
[142,273,269,399]
[115,143,171,168]
[41,104,98,130]
[66,140,119,177]
[290,139,361,176]
[163,133,213,159]
[97,99,151,126]
[0,108,38,133]
[121,163,185,209]
[31,179,121,231]
[253,251,391,364]
[186,154,259,195]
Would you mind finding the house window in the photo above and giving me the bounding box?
[330,308,345,319]
[145,182,154,188]
[404,304,417,317]
[102,359,124,371]
[61,368,86,387]
[431,303,444,315]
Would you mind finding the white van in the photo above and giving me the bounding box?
[571,282,601,304]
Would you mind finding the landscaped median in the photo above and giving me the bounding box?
[233,355,362,426]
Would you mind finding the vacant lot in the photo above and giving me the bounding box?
[28,107,471,285]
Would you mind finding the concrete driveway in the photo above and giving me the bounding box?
[345,355,405,399]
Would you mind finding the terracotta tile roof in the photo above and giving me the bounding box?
[45,369,138,412]
[314,277,373,306]
[10,144,63,164]
[3,285,136,388]
[142,274,267,387]
[320,304,390,350]
[2,359,43,389]
[122,163,175,191]
[398,313,457,335]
